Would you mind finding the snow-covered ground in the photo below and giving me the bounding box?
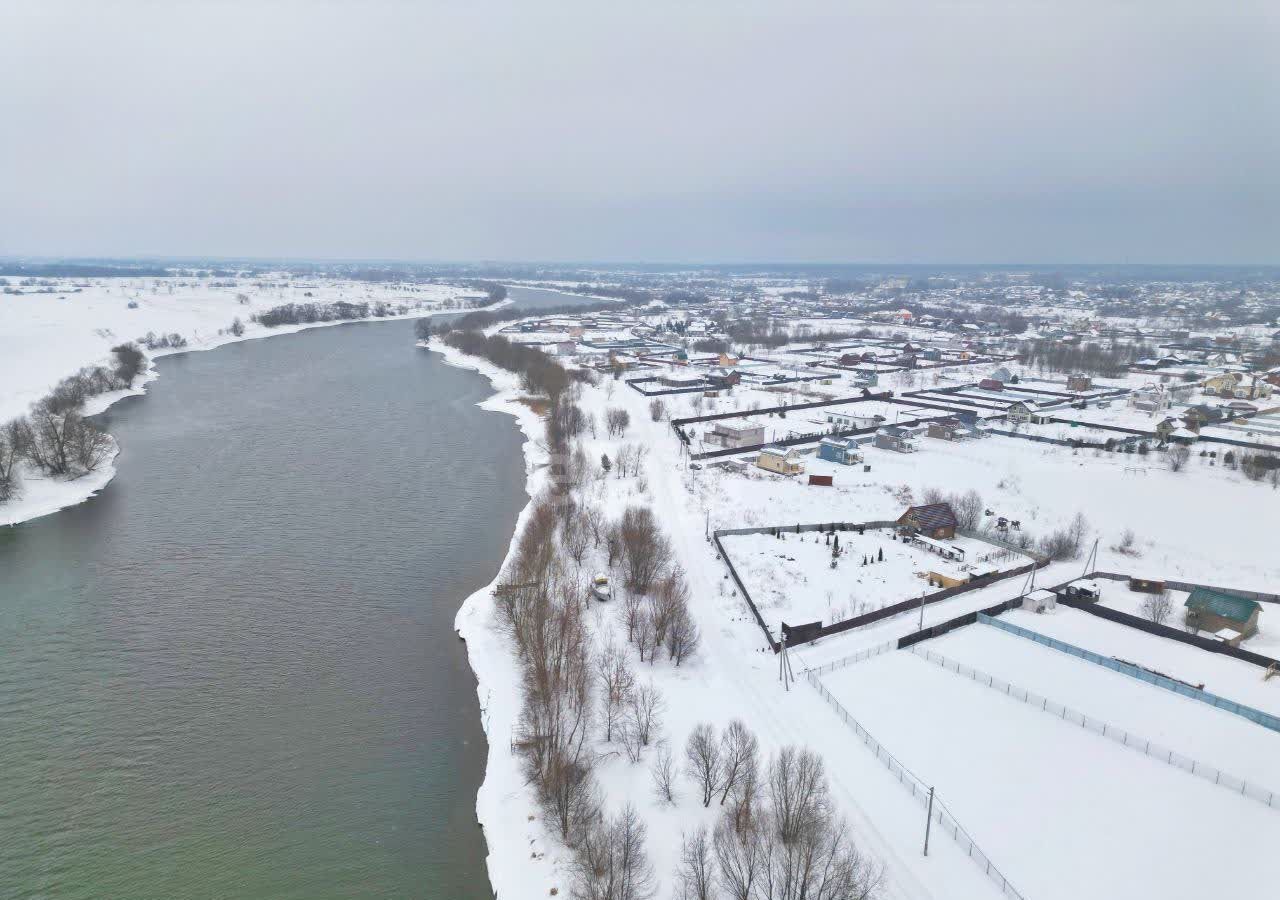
[929,622,1280,788]
[721,529,1030,626]
[818,647,1280,900]
[440,307,1280,900]
[7,289,1278,900]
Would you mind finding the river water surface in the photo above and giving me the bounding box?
[0,293,592,899]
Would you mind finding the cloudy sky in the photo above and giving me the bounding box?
[2,0,1276,263]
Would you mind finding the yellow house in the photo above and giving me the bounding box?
[756,446,803,475]
[718,352,740,367]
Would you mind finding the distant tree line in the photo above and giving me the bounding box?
[1018,338,1154,378]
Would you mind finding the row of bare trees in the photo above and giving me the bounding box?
[675,724,884,900]
[0,344,144,501]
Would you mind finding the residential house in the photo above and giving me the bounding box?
[1129,384,1172,414]
[988,366,1014,384]
[874,425,918,453]
[1006,400,1047,426]
[927,417,972,441]
[817,437,862,465]
[897,502,959,539]
[1181,404,1223,432]
[1184,587,1261,645]
[1202,372,1240,397]
[710,420,765,449]
[825,411,883,431]
[756,446,804,475]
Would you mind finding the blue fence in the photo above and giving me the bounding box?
[978,614,1280,734]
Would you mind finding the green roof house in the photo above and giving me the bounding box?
[1184,587,1261,645]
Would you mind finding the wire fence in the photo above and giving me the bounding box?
[804,667,1028,900]
[979,614,1280,733]
[909,644,1279,811]
[803,640,897,677]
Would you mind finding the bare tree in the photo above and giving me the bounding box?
[1166,444,1191,472]
[622,681,665,763]
[713,814,765,900]
[621,588,645,644]
[666,601,701,666]
[571,803,657,900]
[718,720,759,806]
[606,407,631,437]
[634,609,660,664]
[648,398,667,422]
[951,488,984,531]
[564,515,590,567]
[618,506,672,593]
[66,415,113,473]
[650,742,678,804]
[1141,591,1173,626]
[766,746,826,844]
[685,723,725,807]
[676,826,716,900]
[596,638,635,743]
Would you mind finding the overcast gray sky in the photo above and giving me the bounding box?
[2,0,1277,263]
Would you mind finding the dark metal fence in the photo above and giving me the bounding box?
[713,522,1047,651]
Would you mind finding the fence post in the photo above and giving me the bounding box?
[923,787,934,856]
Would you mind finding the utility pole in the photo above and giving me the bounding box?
[1082,537,1099,578]
[923,787,935,856]
[778,629,788,691]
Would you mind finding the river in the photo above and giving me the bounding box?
[0,287,598,899]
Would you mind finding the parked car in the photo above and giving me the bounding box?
[591,573,612,602]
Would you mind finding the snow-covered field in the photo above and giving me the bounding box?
[818,646,1280,900]
[928,622,1280,787]
[721,529,1029,626]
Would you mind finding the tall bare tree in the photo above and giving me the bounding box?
[685,723,725,807]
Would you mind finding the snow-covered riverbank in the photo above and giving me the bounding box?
[0,278,492,527]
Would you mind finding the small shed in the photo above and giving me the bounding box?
[808,474,833,487]
[1184,587,1261,642]
[1022,589,1058,613]
[1129,577,1166,595]
[1062,579,1102,601]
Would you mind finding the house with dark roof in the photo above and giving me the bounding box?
[1184,587,1261,645]
[897,502,960,540]
[874,425,918,453]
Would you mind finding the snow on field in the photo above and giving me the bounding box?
[819,648,1280,900]
[930,622,1280,788]
[1097,588,1280,656]
[686,421,1280,593]
[1001,607,1280,717]
[721,529,1030,626]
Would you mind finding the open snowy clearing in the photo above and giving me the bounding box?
[998,607,1280,718]
[819,648,1280,900]
[682,418,1280,593]
[721,529,1029,627]
[929,621,1280,788]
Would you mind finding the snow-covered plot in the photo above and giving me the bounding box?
[928,622,1280,789]
[720,529,1028,627]
[999,607,1280,718]
[818,648,1280,900]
